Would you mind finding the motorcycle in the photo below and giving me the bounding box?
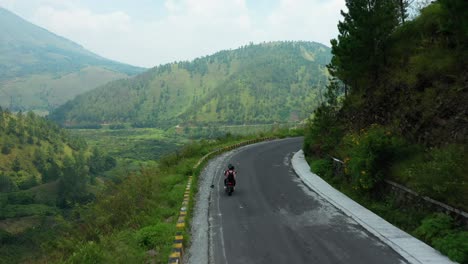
[225,180,235,196]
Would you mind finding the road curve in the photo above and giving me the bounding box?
[187,138,407,264]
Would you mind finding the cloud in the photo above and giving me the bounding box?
[266,0,345,45]
[34,7,131,33]
[1,0,346,67]
[30,5,135,64]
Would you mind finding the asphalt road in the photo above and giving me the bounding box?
[207,137,406,264]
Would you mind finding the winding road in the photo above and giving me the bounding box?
[187,138,407,264]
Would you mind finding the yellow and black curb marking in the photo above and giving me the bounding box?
[169,176,192,264]
[168,137,276,263]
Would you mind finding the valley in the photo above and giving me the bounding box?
[0,1,466,263]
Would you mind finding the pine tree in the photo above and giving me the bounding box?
[57,155,89,208]
[12,157,21,172]
[330,0,400,93]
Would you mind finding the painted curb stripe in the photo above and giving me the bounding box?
[169,252,180,258]
[173,243,183,249]
[172,248,183,255]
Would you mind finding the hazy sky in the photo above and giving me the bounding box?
[0,0,346,68]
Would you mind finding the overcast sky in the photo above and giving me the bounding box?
[0,0,346,68]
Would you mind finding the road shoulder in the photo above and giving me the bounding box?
[291,150,454,264]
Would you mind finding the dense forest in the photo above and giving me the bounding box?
[49,41,332,127]
[304,0,467,262]
[0,107,117,261]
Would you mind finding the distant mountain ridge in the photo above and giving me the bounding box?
[50,41,332,127]
[0,7,145,112]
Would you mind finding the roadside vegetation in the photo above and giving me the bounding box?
[304,1,467,262]
[0,112,301,264]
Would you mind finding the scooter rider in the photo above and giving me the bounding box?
[224,164,237,189]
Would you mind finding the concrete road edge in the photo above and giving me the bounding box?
[291,149,455,264]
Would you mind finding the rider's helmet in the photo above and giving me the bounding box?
[228,164,234,170]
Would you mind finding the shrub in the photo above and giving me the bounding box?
[0,204,58,219]
[159,153,180,168]
[433,231,468,263]
[17,173,39,190]
[135,223,175,249]
[0,174,17,193]
[1,142,14,154]
[7,191,35,204]
[109,124,126,130]
[310,158,333,179]
[401,145,467,208]
[414,213,468,263]
[66,241,104,264]
[303,105,343,157]
[414,213,453,243]
[0,229,13,243]
[343,125,406,192]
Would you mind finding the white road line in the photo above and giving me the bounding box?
[215,162,229,264]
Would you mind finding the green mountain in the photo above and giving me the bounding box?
[0,7,145,112]
[50,41,332,127]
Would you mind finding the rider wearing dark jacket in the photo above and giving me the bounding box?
[224,164,237,188]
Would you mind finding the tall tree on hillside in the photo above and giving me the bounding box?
[6,117,16,135]
[57,154,90,208]
[0,109,4,132]
[330,0,400,94]
[397,0,412,23]
[438,0,468,48]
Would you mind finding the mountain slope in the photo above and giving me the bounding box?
[0,7,145,112]
[50,41,332,127]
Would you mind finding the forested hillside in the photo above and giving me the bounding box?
[304,1,467,262]
[0,107,115,218]
[306,0,467,211]
[49,41,331,127]
[0,7,145,112]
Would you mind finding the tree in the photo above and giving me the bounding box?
[1,140,13,155]
[0,174,16,192]
[45,162,61,183]
[437,0,468,48]
[330,0,400,94]
[6,117,16,135]
[397,0,412,23]
[57,155,90,208]
[0,109,4,132]
[12,157,21,172]
[89,147,104,175]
